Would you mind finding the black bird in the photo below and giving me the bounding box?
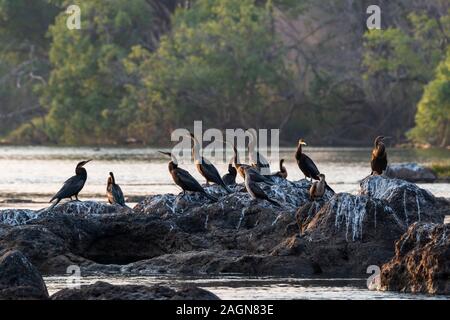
[244,168,281,207]
[49,160,92,207]
[231,144,273,185]
[222,163,237,186]
[371,136,389,175]
[247,128,271,175]
[107,172,126,206]
[189,133,232,193]
[159,151,217,202]
[273,159,288,179]
[295,139,334,193]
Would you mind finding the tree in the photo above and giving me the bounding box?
[408,49,450,147]
[123,0,294,144]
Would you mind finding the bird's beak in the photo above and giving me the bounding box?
[82,159,92,166]
[300,141,307,146]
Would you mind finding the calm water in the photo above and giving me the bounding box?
[43,275,450,300]
[0,146,449,209]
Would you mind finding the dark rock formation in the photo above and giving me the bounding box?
[51,281,219,300]
[0,176,446,280]
[385,163,437,183]
[0,250,49,300]
[380,223,449,294]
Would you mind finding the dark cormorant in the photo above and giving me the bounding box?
[189,133,232,193]
[247,129,271,174]
[49,160,92,207]
[244,167,280,207]
[371,136,389,175]
[309,173,326,201]
[295,139,334,193]
[222,163,237,186]
[159,151,217,202]
[273,159,287,179]
[107,172,126,206]
[231,143,273,185]
[232,143,252,179]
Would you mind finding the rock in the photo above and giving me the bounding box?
[380,223,449,295]
[360,175,445,225]
[0,209,40,226]
[51,281,219,300]
[0,250,49,300]
[0,176,447,280]
[385,163,437,183]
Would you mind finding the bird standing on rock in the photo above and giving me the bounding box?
[189,133,232,193]
[159,151,217,202]
[371,136,389,175]
[273,159,288,179]
[107,172,126,206]
[222,163,237,186]
[247,128,271,175]
[295,138,334,193]
[49,160,92,208]
[244,167,281,207]
[309,174,327,201]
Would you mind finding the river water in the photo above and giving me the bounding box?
[1,146,449,300]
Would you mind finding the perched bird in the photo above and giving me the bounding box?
[247,128,271,175]
[49,160,92,207]
[159,151,217,202]
[189,133,232,193]
[107,172,126,206]
[273,159,288,179]
[295,139,334,193]
[309,174,326,201]
[231,144,273,185]
[244,167,281,207]
[222,163,237,186]
[371,136,389,175]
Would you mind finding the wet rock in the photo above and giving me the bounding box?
[51,281,219,300]
[0,209,40,226]
[0,250,49,300]
[385,163,437,183]
[380,223,449,294]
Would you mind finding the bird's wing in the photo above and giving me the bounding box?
[309,182,317,198]
[303,154,320,178]
[112,184,125,205]
[53,175,85,199]
[249,180,268,199]
[200,160,223,183]
[177,168,204,192]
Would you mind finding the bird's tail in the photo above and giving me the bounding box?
[325,182,335,194]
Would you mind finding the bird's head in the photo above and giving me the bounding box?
[319,173,325,180]
[76,159,92,168]
[374,136,391,145]
[298,139,307,146]
[108,172,115,184]
[159,151,178,168]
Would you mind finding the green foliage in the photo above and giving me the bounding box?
[40,0,158,144]
[123,0,293,143]
[408,48,450,146]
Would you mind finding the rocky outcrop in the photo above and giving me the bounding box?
[0,250,49,300]
[51,281,219,300]
[385,163,437,183]
[380,223,449,294]
[0,176,446,279]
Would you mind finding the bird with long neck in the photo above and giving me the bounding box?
[231,143,274,185]
[107,172,126,206]
[309,173,326,201]
[189,133,232,193]
[371,136,389,175]
[49,160,92,208]
[273,159,287,179]
[295,139,334,193]
[247,128,270,175]
[159,151,217,202]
